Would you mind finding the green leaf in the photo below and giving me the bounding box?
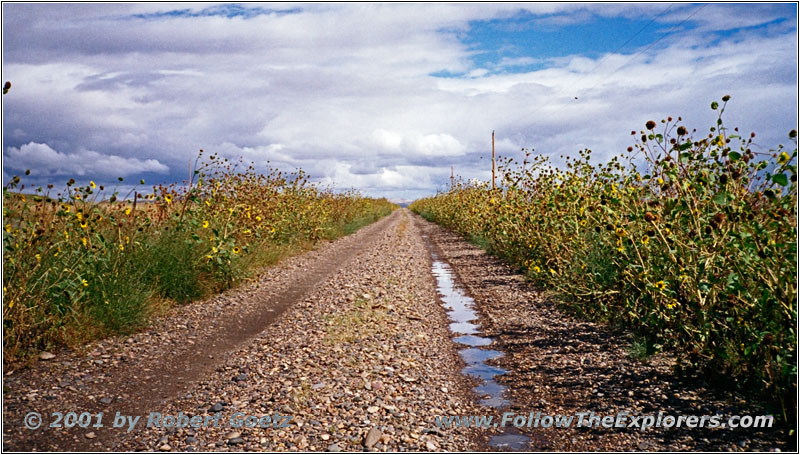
[772,173,788,186]
[712,192,729,205]
[680,141,693,151]
[727,151,740,162]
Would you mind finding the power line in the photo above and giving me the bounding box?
[577,4,707,99]
[569,3,677,90]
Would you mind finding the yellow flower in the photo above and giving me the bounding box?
[119,243,124,251]
[205,200,211,207]
[615,227,626,237]
[232,246,241,254]
[255,216,262,222]
[533,266,541,273]
[657,178,664,185]
[63,204,70,213]
[778,151,790,164]
[655,281,666,291]
[35,254,41,262]
[164,195,173,204]
[82,279,88,287]
[203,220,209,228]
[205,254,212,260]
[641,236,649,245]
[76,212,83,221]
[4,224,11,233]
[580,219,587,226]
[125,207,132,215]
[8,299,14,309]
[80,220,88,229]
[666,299,678,309]
[90,181,96,189]
[82,237,88,247]
[549,268,556,275]
[75,193,81,200]
[125,235,130,244]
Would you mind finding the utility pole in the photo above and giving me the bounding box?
[450,166,454,189]
[491,130,496,190]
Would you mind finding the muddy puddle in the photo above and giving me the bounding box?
[430,254,531,451]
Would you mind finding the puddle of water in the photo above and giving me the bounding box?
[489,433,533,451]
[430,256,530,450]
[453,335,493,346]
[459,347,502,364]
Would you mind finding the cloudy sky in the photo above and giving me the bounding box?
[2,2,797,201]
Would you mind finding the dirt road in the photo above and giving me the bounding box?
[4,210,483,451]
[3,209,790,451]
[419,220,790,452]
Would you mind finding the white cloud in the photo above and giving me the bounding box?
[4,142,169,177]
[368,130,465,157]
[1,3,796,199]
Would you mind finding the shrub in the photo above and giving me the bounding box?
[411,98,797,419]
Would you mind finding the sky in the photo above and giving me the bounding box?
[2,2,798,202]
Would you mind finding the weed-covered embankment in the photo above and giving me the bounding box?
[411,98,797,418]
[3,152,395,363]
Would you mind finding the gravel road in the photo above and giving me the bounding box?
[419,218,792,452]
[3,209,791,452]
[4,210,483,451]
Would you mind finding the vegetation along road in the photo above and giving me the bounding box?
[3,208,791,451]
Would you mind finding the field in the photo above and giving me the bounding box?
[2,151,395,364]
[411,99,797,419]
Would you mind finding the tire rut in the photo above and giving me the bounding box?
[3,211,400,451]
[414,213,790,452]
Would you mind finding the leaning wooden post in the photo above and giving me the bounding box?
[491,130,496,190]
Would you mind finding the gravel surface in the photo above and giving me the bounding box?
[5,209,790,452]
[3,210,481,451]
[417,215,793,452]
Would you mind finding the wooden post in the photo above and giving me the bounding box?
[450,166,454,189]
[491,130,496,190]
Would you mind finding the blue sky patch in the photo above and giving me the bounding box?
[433,3,796,78]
